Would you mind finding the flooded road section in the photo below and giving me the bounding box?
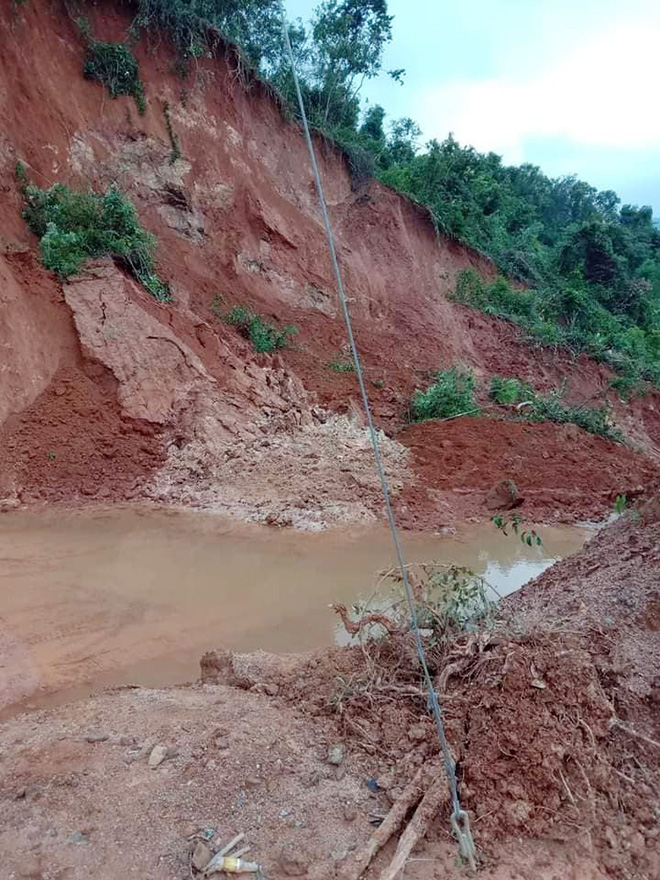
[0,507,592,712]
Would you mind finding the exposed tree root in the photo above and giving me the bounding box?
[331,603,404,636]
[378,775,449,880]
[338,766,426,880]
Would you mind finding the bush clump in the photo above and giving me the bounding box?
[224,305,297,353]
[489,375,534,405]
[525,391,621,442]
[23,183,170,301]
[489,374,621,441]
[78,18,146,114]
[411,367,477,422]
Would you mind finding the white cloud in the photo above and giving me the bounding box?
[415,13,660,163]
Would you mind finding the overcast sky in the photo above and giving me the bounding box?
[283,0,660,213]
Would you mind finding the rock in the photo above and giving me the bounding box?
[343,803,357,822]
[485,479,521,511]
[85,733,109,743]
[334,765,346,781]
[0,497,20,513]
[327,745,345,766]
[407,723,428,743]
[376,773,395,790]
[307,770,322,787]
[191,841,213,871]
[119,735,137,746]
[148,744,168,768]
[278,847,308,876]
[331,850,348,863]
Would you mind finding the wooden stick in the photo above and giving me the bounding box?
[339,767,426,880]
[378,777,449,880]
[612,720,660,750]
[217,832,245,857]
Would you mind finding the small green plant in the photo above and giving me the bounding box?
[410,367,477,422]
[14,160,28,186]
[78,18,146,114]
[372,378,384,389]
[328,359,355,373]
[489,374,622,442]
[210,293,224,316]
[526,391,621,442]
[46,450,57,461]
[163,101,182,163]
[224,305,297,353]
[489,375,533,405]
[609,375,647,402]
[492,512,542,546]
[614,494,628,515]
[22,183,170,301]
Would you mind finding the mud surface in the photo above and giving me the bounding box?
[1,513,658,880]
[0,507,590,712]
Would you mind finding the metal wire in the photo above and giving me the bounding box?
[278,6,477,870]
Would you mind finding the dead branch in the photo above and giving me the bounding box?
[338,766,427,880]
[378,775,449,880]
[331,603,404,636]
[612,719,660,750]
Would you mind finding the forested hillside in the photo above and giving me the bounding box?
[117,0,660,390]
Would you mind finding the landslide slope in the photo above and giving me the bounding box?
[1,1,659,527]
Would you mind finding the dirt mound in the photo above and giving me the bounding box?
[199,511,660,879]
[397,416,658,528]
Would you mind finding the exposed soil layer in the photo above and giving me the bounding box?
[397,417,660,529]
[1,3,660,526]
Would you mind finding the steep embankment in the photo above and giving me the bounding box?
[2,1,660,528]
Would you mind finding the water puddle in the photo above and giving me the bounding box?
[0,507,593,713]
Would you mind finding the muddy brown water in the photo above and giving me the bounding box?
[0,507,593,714]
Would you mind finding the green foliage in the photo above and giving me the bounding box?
[524,389,621,442]
[614,494,628,515]
[489,375,533,405]
[224,305,298,352]
[22,184,170,301]
[411,367,477,422]
[14,160,28,186]
[488,372,622,441]
[81,0,659,388]
[492,512,542,546]
[79,19,146,114]
[328,358,355,373]
[609,375,647,401]
[130,0,282,73]
[352,563,496,645]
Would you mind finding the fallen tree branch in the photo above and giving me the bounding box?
[612,719,660,750]
[331,603,404,636]
[338,766,427,880]
[378,775,449,880]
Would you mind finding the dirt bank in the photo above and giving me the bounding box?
[1,505,658,879]
[1,2,660,527]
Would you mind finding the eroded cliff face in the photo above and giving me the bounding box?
[1,1,659,527]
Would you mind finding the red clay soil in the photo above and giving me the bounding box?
[1,2,660,521]
[0,251,164,505]
[396,416,660,528]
